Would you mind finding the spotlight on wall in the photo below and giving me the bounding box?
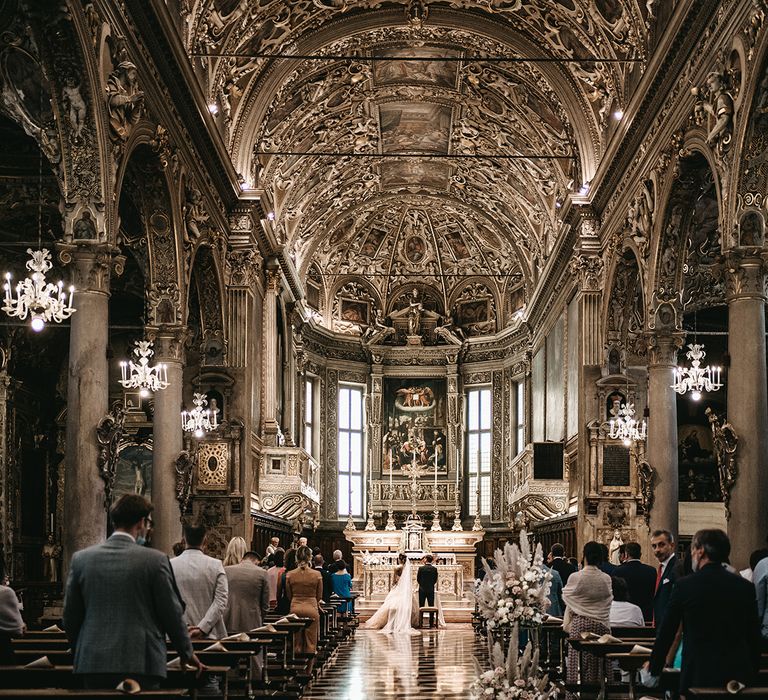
[267,212,275,221]
[613,110,624,120]
[208,103,219,115]
[578,182,591,196]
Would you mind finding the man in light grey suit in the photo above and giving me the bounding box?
[224,551,270,634]
[63,495,203,688]
[171,518,228,640]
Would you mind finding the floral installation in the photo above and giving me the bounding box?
[471,622,560,699]
[475,530,552,630]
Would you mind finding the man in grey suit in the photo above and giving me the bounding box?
[171,518,228,640]
[224,551,270,634]
[63,495,203,689]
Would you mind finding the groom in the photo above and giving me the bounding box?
[417,555,438,607]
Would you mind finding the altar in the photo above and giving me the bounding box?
[343,523,484,602]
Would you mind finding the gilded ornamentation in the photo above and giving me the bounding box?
[96,401,126,511]
[705,408,738,520]
[637,459,655,527]
[196,441,229,490]
[174,449,195,519]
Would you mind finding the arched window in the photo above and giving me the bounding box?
[338,384,365,517]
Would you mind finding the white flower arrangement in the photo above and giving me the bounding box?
[471,622,560,699]
[475,530,552,630]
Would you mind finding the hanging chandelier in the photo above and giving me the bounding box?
[2,248,76,332]
[670,343,722,401]
[181,392,218,438]
[608,402,647,446]
[119,340,169,397]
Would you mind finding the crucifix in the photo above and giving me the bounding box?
[402,450,427,519]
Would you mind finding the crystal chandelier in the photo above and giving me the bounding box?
[671,343,722,401]
[2,248,75,332]
[608,401,647,446]
[181,392,218,438]
[119,340,169,398]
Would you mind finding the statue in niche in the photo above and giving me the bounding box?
[608,529,624,566]
[407,288,423,336]
[739,211,764,247]
[73,211,97,240]
[42,534,62,583]
[637,460,655,525]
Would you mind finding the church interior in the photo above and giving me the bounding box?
[1,0,768,697]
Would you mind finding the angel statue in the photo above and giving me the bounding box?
[705,407,738,519]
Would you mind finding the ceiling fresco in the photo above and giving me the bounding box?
[177,0,655,335]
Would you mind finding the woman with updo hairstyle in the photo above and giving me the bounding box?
[222,536,247,566]
[286,545,323,655]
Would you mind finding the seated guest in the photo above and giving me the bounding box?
[265,537,280,557]
[741,548,768,582]
[224,550,269,634]
[615,541,656,622]
[609,576,644,627]
[313,554,333,603]
[327,549,345,573]
[563,541,613,695]
[0,558,24,665]
[267,548,285,608]
[286,546,323,655]
[63,495,202,688]
[275,548,297,615]
[646,529,760,697]
[223,536,247,567]
[331,561,353,613]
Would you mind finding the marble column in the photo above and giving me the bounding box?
[150,327,186,556]
[726,252,768,568]
[262,266,281,445]
[645,333,683,540]
[62,247,112,568]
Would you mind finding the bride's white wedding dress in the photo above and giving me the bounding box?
[364,559,446,632]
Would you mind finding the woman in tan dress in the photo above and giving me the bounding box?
[286,546,323,654]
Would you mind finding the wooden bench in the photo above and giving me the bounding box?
[418,607,439,628]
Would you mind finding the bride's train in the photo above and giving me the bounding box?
[364,558,447,633]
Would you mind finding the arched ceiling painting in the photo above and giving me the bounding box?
[180,0,654,335]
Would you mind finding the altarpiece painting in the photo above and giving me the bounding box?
[382,378,447,474]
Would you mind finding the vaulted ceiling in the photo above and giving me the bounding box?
[176,0,656,333]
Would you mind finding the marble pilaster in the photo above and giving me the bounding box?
[645,333,684,541]
[149,327,186,556]
[725,252,768,567]
[262,265,281,445]
[61,246,113,568]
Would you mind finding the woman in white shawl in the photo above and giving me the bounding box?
[365,556,446,632]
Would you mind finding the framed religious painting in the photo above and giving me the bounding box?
[113,441,153,501]
[382,378,447,474]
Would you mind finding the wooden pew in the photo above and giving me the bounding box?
[0,666,230,698]
[0,691,189,699]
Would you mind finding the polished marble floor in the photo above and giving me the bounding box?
[303,625,485,699]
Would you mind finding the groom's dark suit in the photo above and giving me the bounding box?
[417,562,438,607]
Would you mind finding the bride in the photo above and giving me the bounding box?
[364,555,446,632]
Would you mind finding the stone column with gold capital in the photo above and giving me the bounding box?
[262,264,282,446]
[148,326,186,556]
[59,244,120,568]
[645,330,684,540]
[725,251,768,567]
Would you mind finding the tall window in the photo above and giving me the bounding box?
[515,381,525,456]
[304,377,315,458]
[338,385,364,517]
[467,387,492,517]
